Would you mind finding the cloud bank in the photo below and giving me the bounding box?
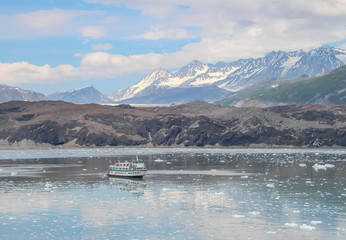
[0,0,345,86]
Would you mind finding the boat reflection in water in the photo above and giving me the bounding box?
[109,177,146,195]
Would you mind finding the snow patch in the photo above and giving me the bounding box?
[190,67,240,86]
[158,76,193,88]
[281,56,302,77]
[335,48,346,64]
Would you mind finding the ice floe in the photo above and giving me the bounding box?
[285,223,298,228]
[299,224,316,231]
[312,163,335,171]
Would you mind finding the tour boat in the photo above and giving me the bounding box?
[107,160,147,178]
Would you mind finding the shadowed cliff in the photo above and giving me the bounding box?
[0,101,345,148]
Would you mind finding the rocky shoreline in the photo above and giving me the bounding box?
[0,101,345,148]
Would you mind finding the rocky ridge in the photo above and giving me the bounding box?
[0,101,345,148]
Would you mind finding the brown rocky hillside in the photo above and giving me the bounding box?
[0,101,345,148]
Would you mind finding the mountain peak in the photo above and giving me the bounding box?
[186,59,204,67]
[149,68,171,77]
[175,60,209,78]
[141,68,172,85]
[317,45,333,51]
[48,86,113,104]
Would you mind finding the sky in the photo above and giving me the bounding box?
[0,0,346,95]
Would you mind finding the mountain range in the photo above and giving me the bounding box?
[218,64,346,107]
[109,45,346,104]
[0,85,46,103]
[0,85,113,104]
[0,45,345,105]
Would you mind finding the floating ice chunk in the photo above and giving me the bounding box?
[44,182,53,190]
[215,192,224,195]
[154,159,164,162]
[300,224,316,231]
[312,163,335,171]
[249,211,260,216]
[311,221,322,225]
[285,223,298,228]
[299,164,307,167]
[241,176,248,179]
[11,172,17,176]
[266,183,275,188]
[232,214,245,218]
[266,231,277,234]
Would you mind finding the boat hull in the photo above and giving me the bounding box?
[107,171,146,178]
[107,173,145,178]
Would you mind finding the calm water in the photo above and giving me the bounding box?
[0,148,345,240]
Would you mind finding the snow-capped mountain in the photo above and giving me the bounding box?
[109,45,346,104]
[48,86,114,104]
[0,85,46,103]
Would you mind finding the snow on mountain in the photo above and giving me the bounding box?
[120,69,172,99]
[109,45,346,104]
[48,86,114,104]
[335,47,346,63]
[0,85,46,103]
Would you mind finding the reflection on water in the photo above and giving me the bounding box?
[109,177,146,196]
[0,149,345,239]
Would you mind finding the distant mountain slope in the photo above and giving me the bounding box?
[48,86,114,104]
[218,65,346,107]
[0,85,46,103]
[109,45,346,104]
[118,85,230,104]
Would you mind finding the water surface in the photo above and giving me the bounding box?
[0,148,345,239]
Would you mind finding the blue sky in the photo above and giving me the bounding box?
[0,0,345,95]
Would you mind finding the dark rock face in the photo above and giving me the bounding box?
[0,101,345,148]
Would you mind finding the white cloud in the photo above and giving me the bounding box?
[82,26,106,39]
[13,9,100,33]
[136,25,193,40]
[103,16,120,24]
[84,0,179,18]
[0,62,79,84]
[84,0,346,51]
[1,0,346,86]
[91,43,113,50]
